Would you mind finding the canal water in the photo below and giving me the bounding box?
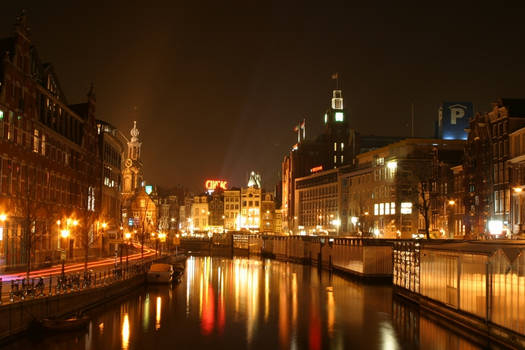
[4,256,483,350]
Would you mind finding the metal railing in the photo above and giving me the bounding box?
[0,258,156,304]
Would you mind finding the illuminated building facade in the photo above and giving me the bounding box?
[261,193,276,232]
[0,13,102,268]
[464,99,525,236]
[241,186,261,230]
[208,190,224,231]
[342,139,464,238]
[97,120,124,242]
[224,188,241,230]
[294,169,339,234]
[192,195,209,231]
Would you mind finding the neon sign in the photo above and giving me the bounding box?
[310,166,323,173]
[205,180,228,191]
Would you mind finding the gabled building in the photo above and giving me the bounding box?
[0,12,102,269]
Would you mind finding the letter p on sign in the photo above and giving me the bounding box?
[449,105,465,125]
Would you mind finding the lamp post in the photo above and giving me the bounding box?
[0,214,6,268]
[513,187,523,236]
[125,232,131,269]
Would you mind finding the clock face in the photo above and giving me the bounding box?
[125,158,132,168]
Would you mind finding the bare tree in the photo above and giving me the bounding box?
[419,180,431,240]
[78,209,97,273]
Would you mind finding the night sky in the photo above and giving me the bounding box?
[1,2,525,192]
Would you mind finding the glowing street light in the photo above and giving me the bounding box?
[0,213,6,222]
[125,232,131,240]
[72,219,79,226]
[60,229,70,238]
[101,222,107,229]
[514,187,523,193]
[448,200,456,206]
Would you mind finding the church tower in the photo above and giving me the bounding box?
[122,121,144,194]
[323,89,351,168]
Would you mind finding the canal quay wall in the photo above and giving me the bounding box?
[393,239,525,349]
[0,273,146,343]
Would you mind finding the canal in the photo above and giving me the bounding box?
[4,256,483,349]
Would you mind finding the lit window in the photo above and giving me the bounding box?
[334,155,337,164]
[340,155,344,163]
[341,142,344,151]
[379,203,384,215]
[334,142,337,151]
[391,202,395,214]
[374,204,379,215]
[385,203,390,215]
[335,112,344,122]
[0,110,3,120]
[401,202,412,214]
[324,114,328,124]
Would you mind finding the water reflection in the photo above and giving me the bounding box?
[121,313,129,350]
[2,256,486,350]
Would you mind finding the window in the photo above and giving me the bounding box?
[374,203,379,215]
[340,155,344,163]
[391,202,395,214]
[401,202,412,214]
[33,129,39,153]
[334,156,337,164]
[334,142,337,151]
[385,202,390,215]
[324,114,327,124]
[341,142,344,151]
[335,112,344,122]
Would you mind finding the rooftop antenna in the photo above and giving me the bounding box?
[411,103,415,137]
[331,72,339,89]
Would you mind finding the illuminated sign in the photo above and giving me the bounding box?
[438,102,472,140]
[128,218,134,226]
[310,165,323,173]
[145,185,153,195]
[205,180,228,191]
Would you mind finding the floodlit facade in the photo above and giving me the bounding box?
[240,186,261,230]
[191,195,209,232]
[224,189,241,230]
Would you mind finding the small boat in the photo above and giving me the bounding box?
[147,263,174,283]
[39,314,90,332]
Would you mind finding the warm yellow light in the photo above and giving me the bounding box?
[72,220,79,226]
[66,218,71,226]
[125,232,131,239]
[364,212,369,216]
[514,187,523,193]
[60,229,70,238]
[56,220,61,225]
[101,222,107,229]
[0,214,6,222]
[151,232,156,237]
[448,200,456,205]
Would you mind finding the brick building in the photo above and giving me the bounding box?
[0,13,102,269]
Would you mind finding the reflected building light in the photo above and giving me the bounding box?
[122,313,130,350]
[264,267,270,322]
[279,273,289,349]
[155,296,162,330]
[143,294,150,331]
[327,289,335,336]
[292,273,298,330]
[85,321,92,350]
[380,321,399,350]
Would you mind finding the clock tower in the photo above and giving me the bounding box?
[122,121,143,195]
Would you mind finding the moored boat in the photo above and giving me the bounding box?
[147,263,174,283]
[39,314,90,332]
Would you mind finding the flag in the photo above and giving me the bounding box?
[331,72,338,80]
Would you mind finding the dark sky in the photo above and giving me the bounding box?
[2,2,525,192]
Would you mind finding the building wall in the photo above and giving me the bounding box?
[224,189,240,230]
[294,169,339,235]
[261,193,275,232]
[241,187,261,230]
[191,195,208,231]
[0,15,102,268]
